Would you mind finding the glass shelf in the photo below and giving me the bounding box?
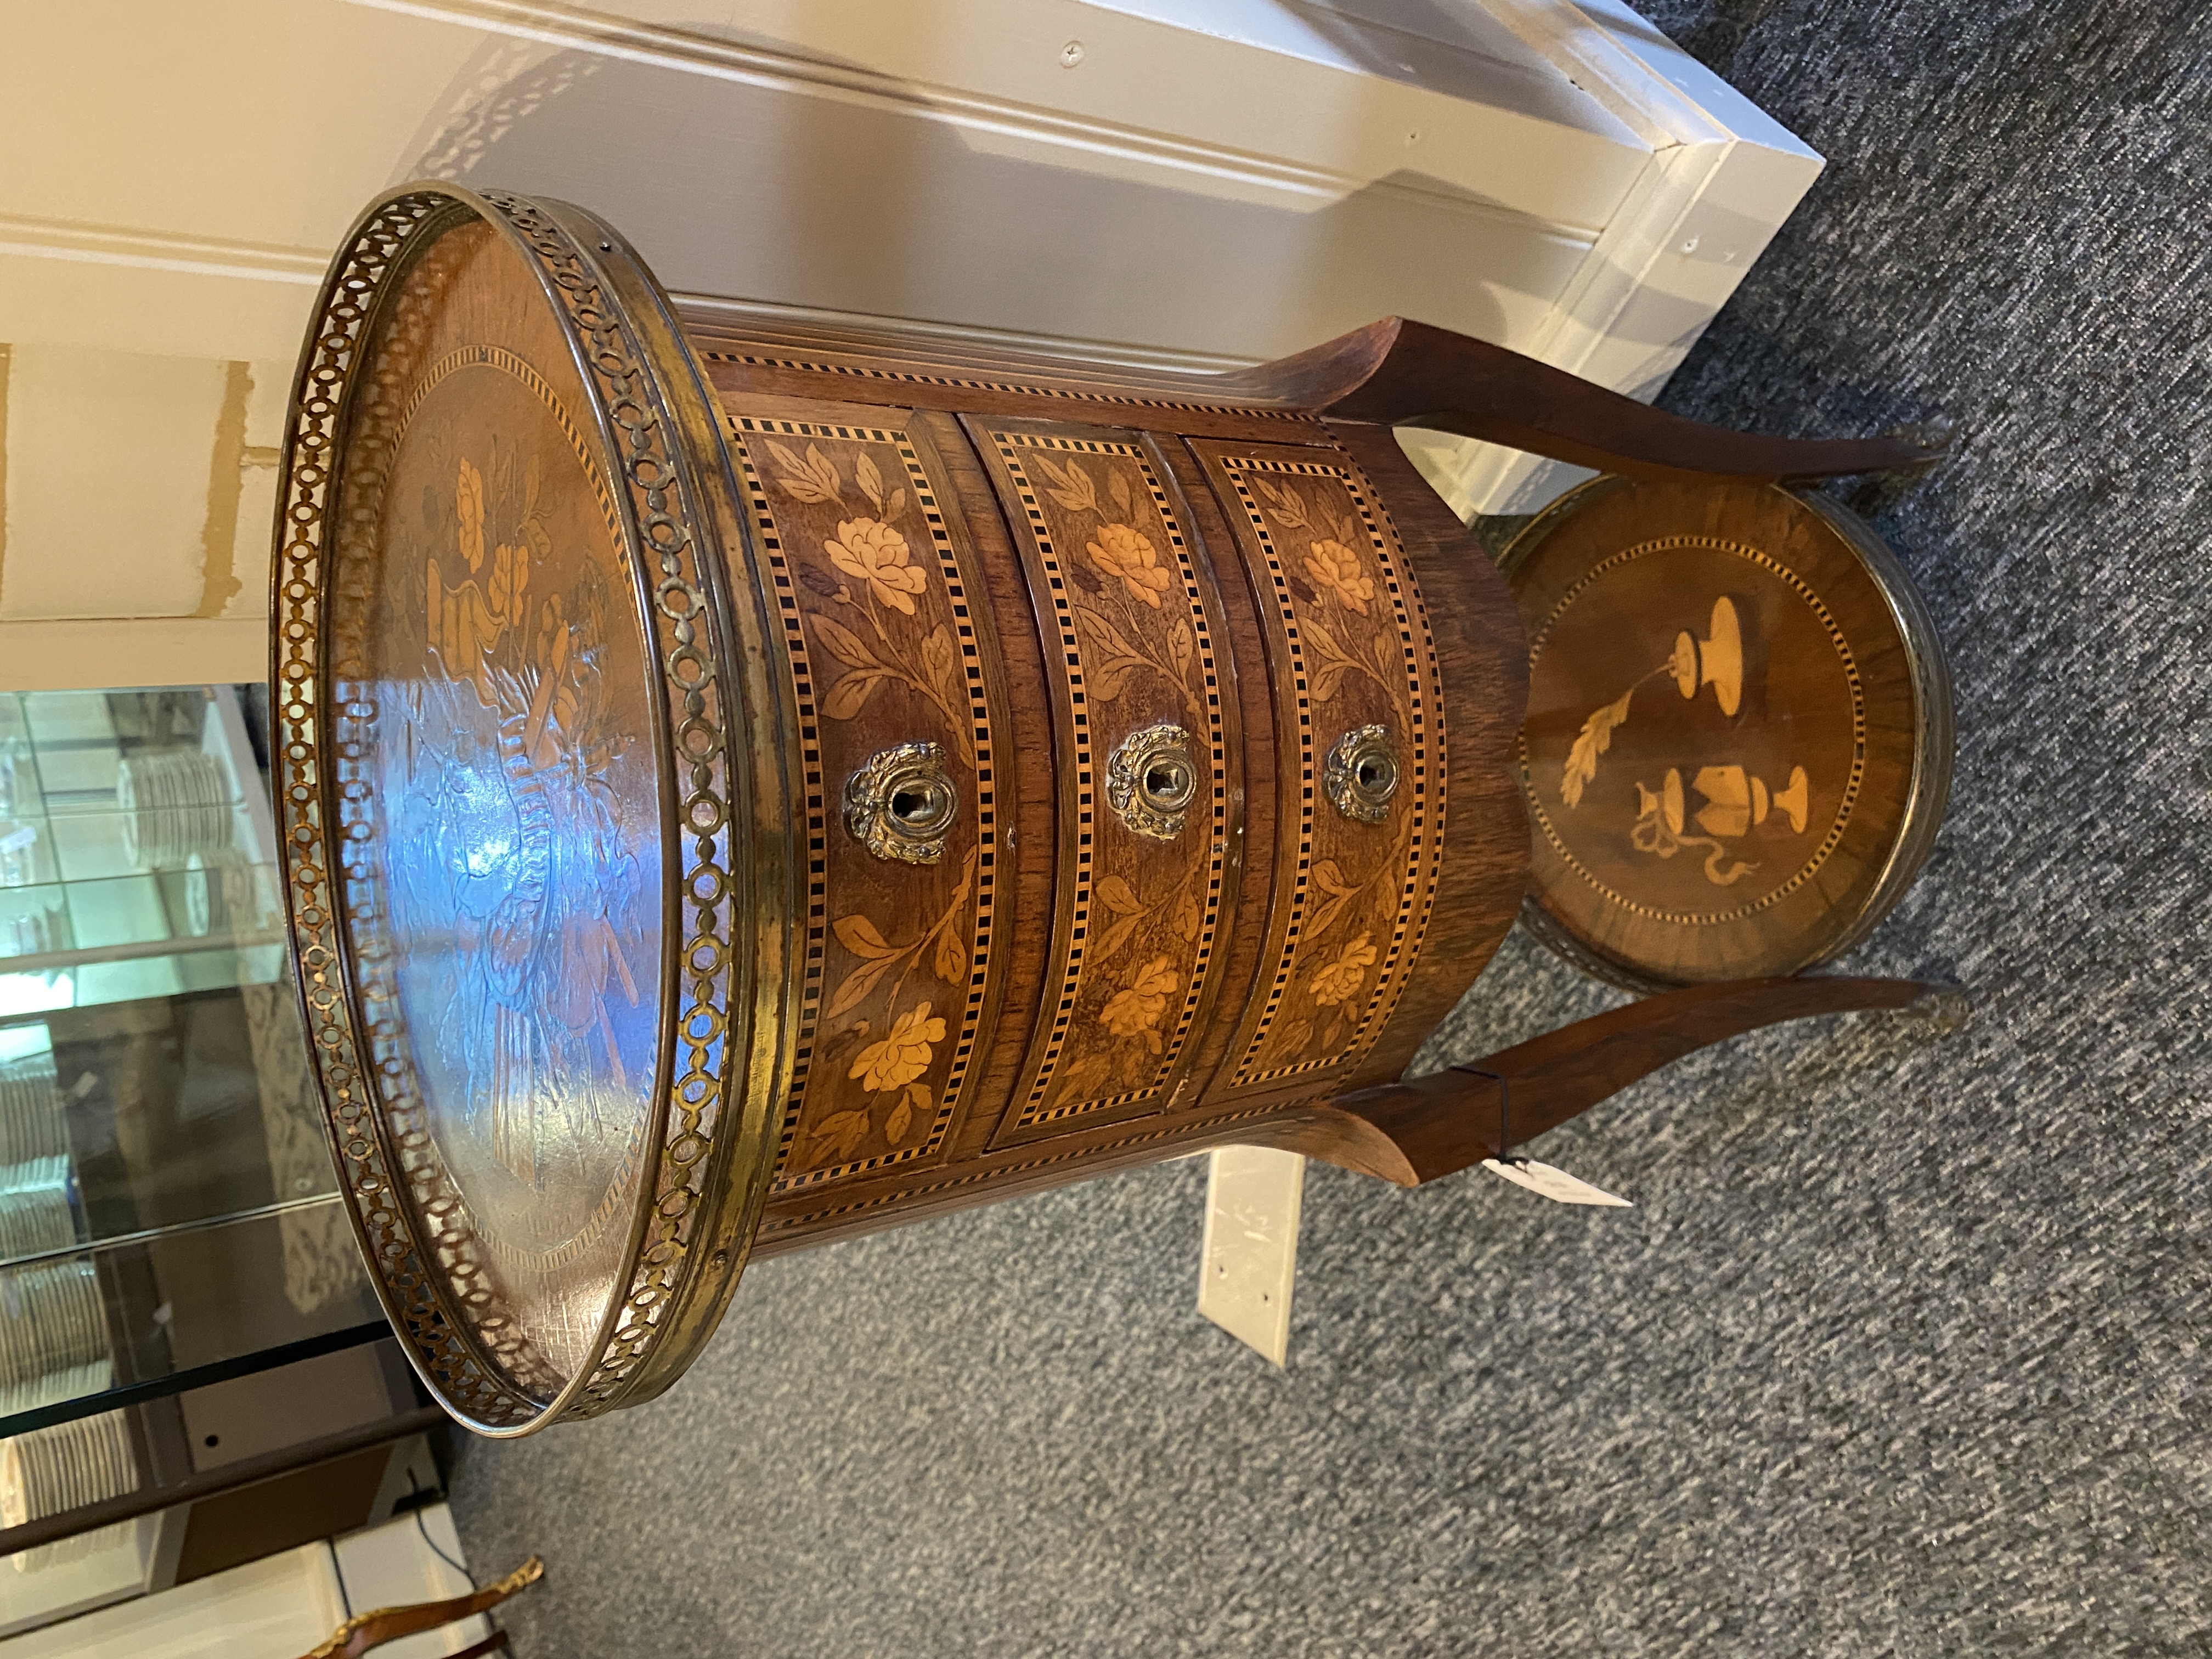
[0,685,399,1632]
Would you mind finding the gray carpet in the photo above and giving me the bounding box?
[449,3,2212,1652]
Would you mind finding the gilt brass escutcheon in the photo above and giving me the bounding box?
[844,741,959,864]
[1325,725,1400,823]
[1105,722,1197,840]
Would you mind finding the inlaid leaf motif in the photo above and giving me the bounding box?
[922,624,958,704]
[1094,912,1145,964]
[806,1109,870,1160]
[1090,659,1136,702]
[1167,619,1194,680]
[1109,470,1134,516]
[456,457,485,572]
[1051,1052,1113,1107]
[1561,689,1634,808]
[856,451,885,512]
[822,670,888,720]
[887,1081,930,1145]
[934,918,967,984]
[1253,475,1311,531]
[1372,632,1400,679]
[1092,873,1148,962]
[810,613,885,672]
[834,915,900,961]
[1074,606,1151,702]
[1097,875,1143,916]
[1305,617,1358,703]
[768,440,844,504]
[1036,454,1099,514]
[797,565,842,599]
[1307,857,1357,942]
[1274,1017,1314,1057]
[824,952,895,1021]
[1175,889,1202,942]
[884,486,907,524]
[1335,512,1358,546]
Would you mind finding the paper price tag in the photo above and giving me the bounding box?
[1481,1158,1632,1207]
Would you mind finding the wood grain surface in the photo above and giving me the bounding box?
[1503,477,1945,986]
[1250,976,1950,1186]
[685,313,1931,1250]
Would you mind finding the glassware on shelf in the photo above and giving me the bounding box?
[0,826,37,893]
[0,1259,113,1416]
[0,1057,65,1167]
[2,909,63,960]
[0,1410,139,1571]
[115,752,233,872]
[0,1166,75,1261]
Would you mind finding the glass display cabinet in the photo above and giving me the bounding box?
[0,685,425,1635]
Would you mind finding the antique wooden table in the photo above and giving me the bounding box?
[274,185,1953,1433]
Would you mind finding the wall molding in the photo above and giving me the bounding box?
[0,212,328,286]
[1402,0,1825,515]
[351,0,1577,230]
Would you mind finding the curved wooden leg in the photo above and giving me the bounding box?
[1233,317,1940,484]
[1252,977,1962,1187]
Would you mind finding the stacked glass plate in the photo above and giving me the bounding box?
[0,1056,65,1167]
[0,1409,139,1570]
[0,1260,112,1417]
[117,748,233,870]
[0,1160,74,1262]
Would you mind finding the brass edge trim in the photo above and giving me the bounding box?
[275,187,533,1436]
[554,204,804,1413]
[1790,487,1955,965]
[270,182,776,1436]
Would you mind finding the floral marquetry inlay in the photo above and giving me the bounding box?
[980,427,1238,1139]
[727,414,1001,1189]
[1194,446,1447,1091]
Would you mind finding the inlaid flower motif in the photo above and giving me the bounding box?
[1101,955,1178,1052]
[1304,539,1375,614]
[850,1001,946,1091]
[827,517,929,614]
[1087,522,1173,608]
[1308,932,1378,1006]
[428,455,543,706]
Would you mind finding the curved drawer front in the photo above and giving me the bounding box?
[969,420,1245,1146]
[722,408,1010,1193]
[710,390,1453,1243]
[1188,439,1448,1097]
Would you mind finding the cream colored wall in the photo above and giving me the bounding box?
[0,0,1816,690]
[0,347,281,622]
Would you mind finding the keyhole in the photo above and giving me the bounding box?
[1141,755,1194,812]
[881,768,956,843]
[1328,727,1399,822]
[1350,743,1397,805]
